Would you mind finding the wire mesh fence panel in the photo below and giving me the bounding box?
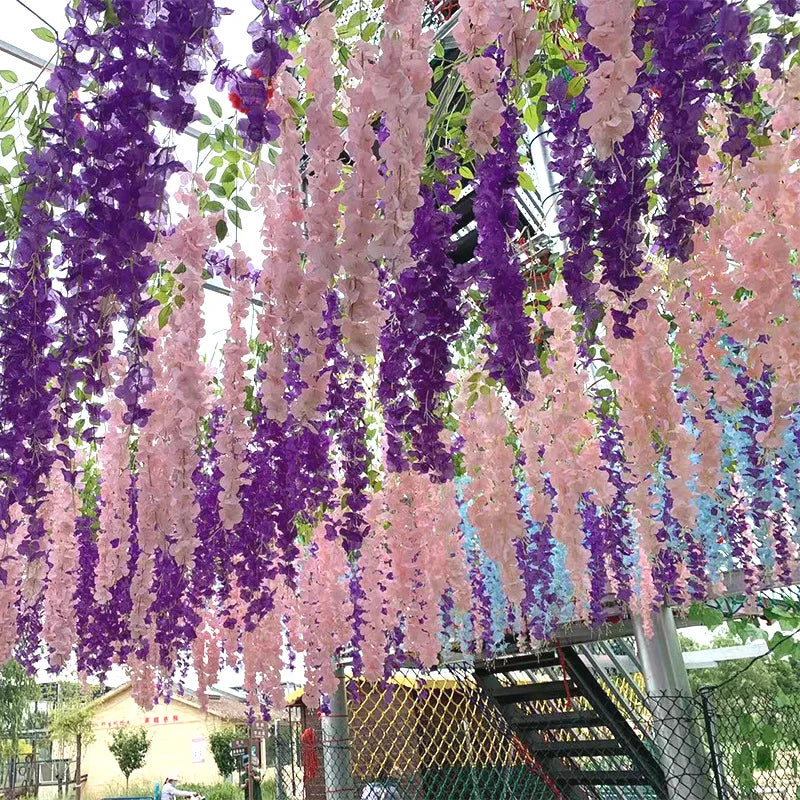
[702,686,800,799]
[274,661,800,800]
[273,721,306,800]
[643,688,800,800]
[642,695,719,800]
[345,667,558,800]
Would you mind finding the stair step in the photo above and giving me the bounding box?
[478,652,560,674]
[493,681,581,704]
[551,770,648,787]
[518,711,603,730]
[529,739,623,758]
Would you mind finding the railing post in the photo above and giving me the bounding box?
[633,607,718,800]
[321,665,357,800]
[698,689,726,800]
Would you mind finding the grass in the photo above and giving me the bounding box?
[86,779,157,800]
[88,774,277,800]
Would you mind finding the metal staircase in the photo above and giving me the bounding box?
[475,645,666,800]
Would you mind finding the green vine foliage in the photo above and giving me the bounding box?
[686,599,800,793]
[0,70,54,247]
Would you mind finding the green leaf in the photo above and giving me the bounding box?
[362,21,380,40]
[158,305,172,329]
[209,183,227,198]
[209,97,223,118]
[523,102,541,131]
[755,746,773,771]
[215,219,228,242]
[688,602,724,630]
[517,171,535,192]
[287,97,306,118]
[197,132,211,151]
[204,200,224,213]
[232,195,251,211]
[228,209,242,229]
[761,725,778,746]
[332,109,349,128]
[32,27,56,43]
[220,164,238,184]
[567,75,586,98]
[1,136,13,157]
[103,0,120,27]
[739,714,756,738]
[459,165,474,180]
[0,70,18,83]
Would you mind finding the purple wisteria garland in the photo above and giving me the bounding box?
[379,170,466,480]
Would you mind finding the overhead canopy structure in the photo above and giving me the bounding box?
[1,0,800,716]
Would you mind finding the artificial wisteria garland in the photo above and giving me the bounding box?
[0,0,799,715]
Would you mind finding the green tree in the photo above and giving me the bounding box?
[209,727,246,780]
[50,694,97,800]
[682,613,800,794]
[0,659,39,758]
[108,726,150,791]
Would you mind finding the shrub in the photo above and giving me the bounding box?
[208,727,246,779]
[184,775,275,800]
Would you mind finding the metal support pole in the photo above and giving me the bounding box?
[247,724,254,800]
[321,666,357,800]
[272,721,285,800]
[698,690,726,800]
[633,608,717,800]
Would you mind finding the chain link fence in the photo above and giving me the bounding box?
[266,663,800,800]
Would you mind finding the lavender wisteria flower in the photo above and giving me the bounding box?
[325,293,371,552]
[544,75,599,323]
[771,0,798,14]
[644,0,754,260]
[1,0,224,549]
